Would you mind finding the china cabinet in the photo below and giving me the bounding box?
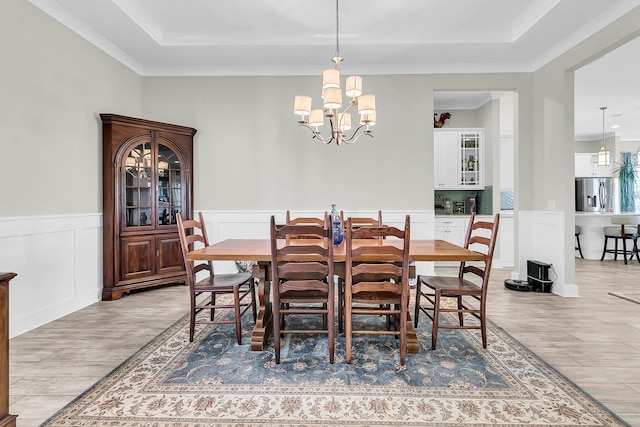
[101,114,196,300]
[434,129,484,189]
[0,273,17,427]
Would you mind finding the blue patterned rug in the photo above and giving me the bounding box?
[43,308,629,426]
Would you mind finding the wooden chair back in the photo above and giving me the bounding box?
[341,210,382,228]
[177,212,212,287]
[458,212,500,291]
[341,210,383,239]
[269,215,335,363]
[285,210,329,239]
[344,215,410,365]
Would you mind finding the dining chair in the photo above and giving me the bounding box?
[414,213,499,350]
[285,210,329,238]
[344,215,411,366]
[270,215,335,364]
[338,210,383,333]
[340,210,382,230]
[177,212,257,343]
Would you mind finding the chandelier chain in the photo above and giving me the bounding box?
[335,0,340,59]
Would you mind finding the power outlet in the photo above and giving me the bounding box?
[547,200,556,210]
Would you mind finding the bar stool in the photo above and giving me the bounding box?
[600,215,640,264]
[575,225,584,259]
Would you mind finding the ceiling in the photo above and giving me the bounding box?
[29,0,640,141]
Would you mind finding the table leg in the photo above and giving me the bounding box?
[250,262,272,351]
[406,311,419,354]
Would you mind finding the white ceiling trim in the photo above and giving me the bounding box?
[510,0,561,41]
[531,0,640,71]
[28,0,145,75]
[112,0,165,45]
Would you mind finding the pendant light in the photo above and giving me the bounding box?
[597,107,610,167]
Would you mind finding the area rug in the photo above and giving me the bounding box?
[43,310,629,426]
[609,291,640,305]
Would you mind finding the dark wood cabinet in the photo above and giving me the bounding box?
[0,272,17,427]
[101,114,196,300]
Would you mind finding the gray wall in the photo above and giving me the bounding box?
[141,75,528,214]
[0,0,142,216]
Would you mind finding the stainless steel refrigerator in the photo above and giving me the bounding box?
[575,177,619,212]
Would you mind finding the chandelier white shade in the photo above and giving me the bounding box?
[293,0,376,145]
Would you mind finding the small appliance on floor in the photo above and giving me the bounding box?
[527,260,554,293]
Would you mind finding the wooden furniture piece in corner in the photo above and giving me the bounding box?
[101,114,196,301]
[0,273,17,427]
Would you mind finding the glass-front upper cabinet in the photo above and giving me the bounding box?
[124,141,152,227]
[458,131,483,189]
[157,144,181,226]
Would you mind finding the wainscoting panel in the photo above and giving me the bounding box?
[0,214,102,337]
[518,211,577,297]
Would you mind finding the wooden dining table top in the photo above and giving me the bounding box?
[187,238,484,262]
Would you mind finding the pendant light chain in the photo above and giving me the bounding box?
[335,0,340,60]
[598,106,610,166]
[602,107,605,143]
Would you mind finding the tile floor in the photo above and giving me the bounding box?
[8,258,640,426]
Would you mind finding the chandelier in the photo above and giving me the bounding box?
[293,0,376,145]
[597,106,610,166]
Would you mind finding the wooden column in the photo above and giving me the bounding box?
[0,273,17,427]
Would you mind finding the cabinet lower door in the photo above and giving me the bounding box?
[120,236,156,281]
[156,233,185,274]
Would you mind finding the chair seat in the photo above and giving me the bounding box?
[420,275,483,296]
[603,226,637,238]
[279,289,329,301]
[352,291,402,305]
[194,272,252,292]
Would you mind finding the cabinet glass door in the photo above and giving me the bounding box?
[124,142,152,227]
[157,144,181,225]
[459,132,481,187]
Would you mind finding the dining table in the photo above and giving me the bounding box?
[187,238,484,353]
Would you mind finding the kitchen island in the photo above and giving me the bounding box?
[575,212,638,260]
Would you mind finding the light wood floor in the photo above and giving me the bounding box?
[8,259,640,426]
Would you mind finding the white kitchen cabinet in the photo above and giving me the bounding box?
[434,131,459,189]
[434,217,467,247]
[434,129,484,189]
[575,153,613,177]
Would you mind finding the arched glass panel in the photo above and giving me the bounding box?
[157,144,181,225]
[124,142,152,227]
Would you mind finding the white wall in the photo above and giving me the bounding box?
[0,0,142,336]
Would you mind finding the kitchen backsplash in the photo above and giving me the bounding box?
[435,186,493,215]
